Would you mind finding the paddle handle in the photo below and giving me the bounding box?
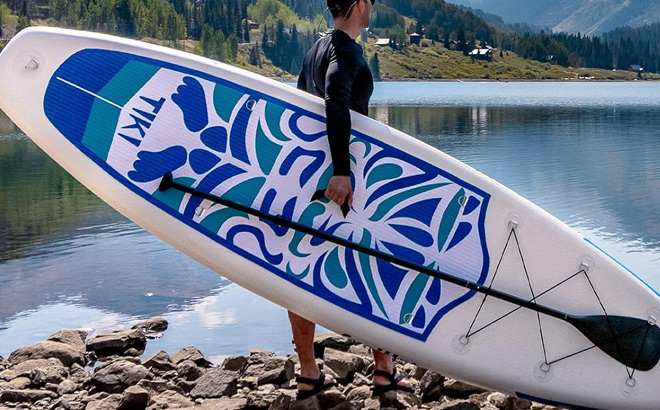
[159,172,568,321]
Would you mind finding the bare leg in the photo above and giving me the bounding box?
[288,311,335,392]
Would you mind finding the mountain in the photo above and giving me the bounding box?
[449,0,660,35]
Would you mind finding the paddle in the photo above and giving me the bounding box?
[159,172,660,371]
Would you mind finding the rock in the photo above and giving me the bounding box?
[91,360,150,393]
[512,397,533,409]
[118,385,149,410]
[350,372,370,387]
[328,403,359,410]
[313,333,357,357]
[246,390,278,409]
[177,360,202,381]
[244,350,276,368]
[199,397,248,410]
[243,356,294,386]
[136,378,182,395]
[347,344,371,359]
[86,329,147,357]
[0,389,57,404]
[86,394,122,410]
[488,392,512,409]
[376,390,422,410]
[432,399,481,410]
[172,347,213,368]
[269,390,306,410]
[149,390,194,409]
[142,350,176,373]
[323,349,367,381]
[316,387,347,409]
[362,397,381,410]
[443,379,487,398]
[221,355,247,372]
[0,358,68,383]
[30,363,68,387]
[47,330,88,353]
[68,363,91,385]
[345,385,372,402]
[190,369,238,399]
[8,342,84,368]
[420,371,444,402]
[131,317,168,336]
[7,377,31,389]
[58,380,78,395]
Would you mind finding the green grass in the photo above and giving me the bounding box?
[364,40,660,81]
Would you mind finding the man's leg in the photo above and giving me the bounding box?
[288,310,334,392]
[373,350,413,390]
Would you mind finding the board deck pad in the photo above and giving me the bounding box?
[44,49,491,340]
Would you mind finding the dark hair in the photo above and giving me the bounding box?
[327,0,357,19]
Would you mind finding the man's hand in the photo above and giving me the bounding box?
[325,175,353,209]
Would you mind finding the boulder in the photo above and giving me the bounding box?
[149,390,194,408]
[171,346,213,367]
[221,355,247,372]
[86,329,146,357]
[86,394,122,410]
[0,358,66,382]
[8,341,84,367]
[118,385,149,409]
[488,392,512,409]
[0,389,57,404]
[376,389,422,409]
[199,397,248,410]
[243,356,294,386]
[432,399,481,410]
[246,390,278,409]
[177,360,203,381]
[58,379,78,395]
[443,379,487,398]
[137,378,182,395]
[142,350,176,372]
[313,333,357,357]
[323,349,367,381]
[69,363,91,385]
[47,330,88,353]
[189,369,238,398]
[91,359,149,393]
[131,317,168,335]
[420,371,444,402]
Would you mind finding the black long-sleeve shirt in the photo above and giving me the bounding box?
[297,30,374,176]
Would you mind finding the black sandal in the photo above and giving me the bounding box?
[371,369,414,396]
[296,371,336,400]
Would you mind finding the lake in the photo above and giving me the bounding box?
[2,81,660,362]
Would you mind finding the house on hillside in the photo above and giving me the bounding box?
[468,48,493,62]
[375,38,390,47]
[628,64,643,72]
[410,33,421,45]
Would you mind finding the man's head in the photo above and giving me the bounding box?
[327,0,374,21]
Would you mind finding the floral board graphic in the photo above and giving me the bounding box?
[44,49,491,340]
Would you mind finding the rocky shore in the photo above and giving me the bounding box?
[0,318,562,410]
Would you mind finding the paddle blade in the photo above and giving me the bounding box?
[569,315,660,371]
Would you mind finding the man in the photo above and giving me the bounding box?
[292,0,413,400]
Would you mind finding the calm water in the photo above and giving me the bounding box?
[2,81,660,360]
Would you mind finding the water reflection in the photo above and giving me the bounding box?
[3,82,660,358]
[369,104,660,285]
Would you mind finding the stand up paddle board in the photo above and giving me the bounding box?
[2,27,660,409]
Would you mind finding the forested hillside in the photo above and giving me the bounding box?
[0,0,658,78]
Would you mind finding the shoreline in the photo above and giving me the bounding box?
[0,318,563,410]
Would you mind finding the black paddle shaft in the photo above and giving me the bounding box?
[159,172,660,370]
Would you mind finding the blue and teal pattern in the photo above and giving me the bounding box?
[44,49,491,340]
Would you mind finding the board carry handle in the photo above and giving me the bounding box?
[311,189,350,217]
[158,172,660,371]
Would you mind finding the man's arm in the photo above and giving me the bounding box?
[324,45,358,208]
